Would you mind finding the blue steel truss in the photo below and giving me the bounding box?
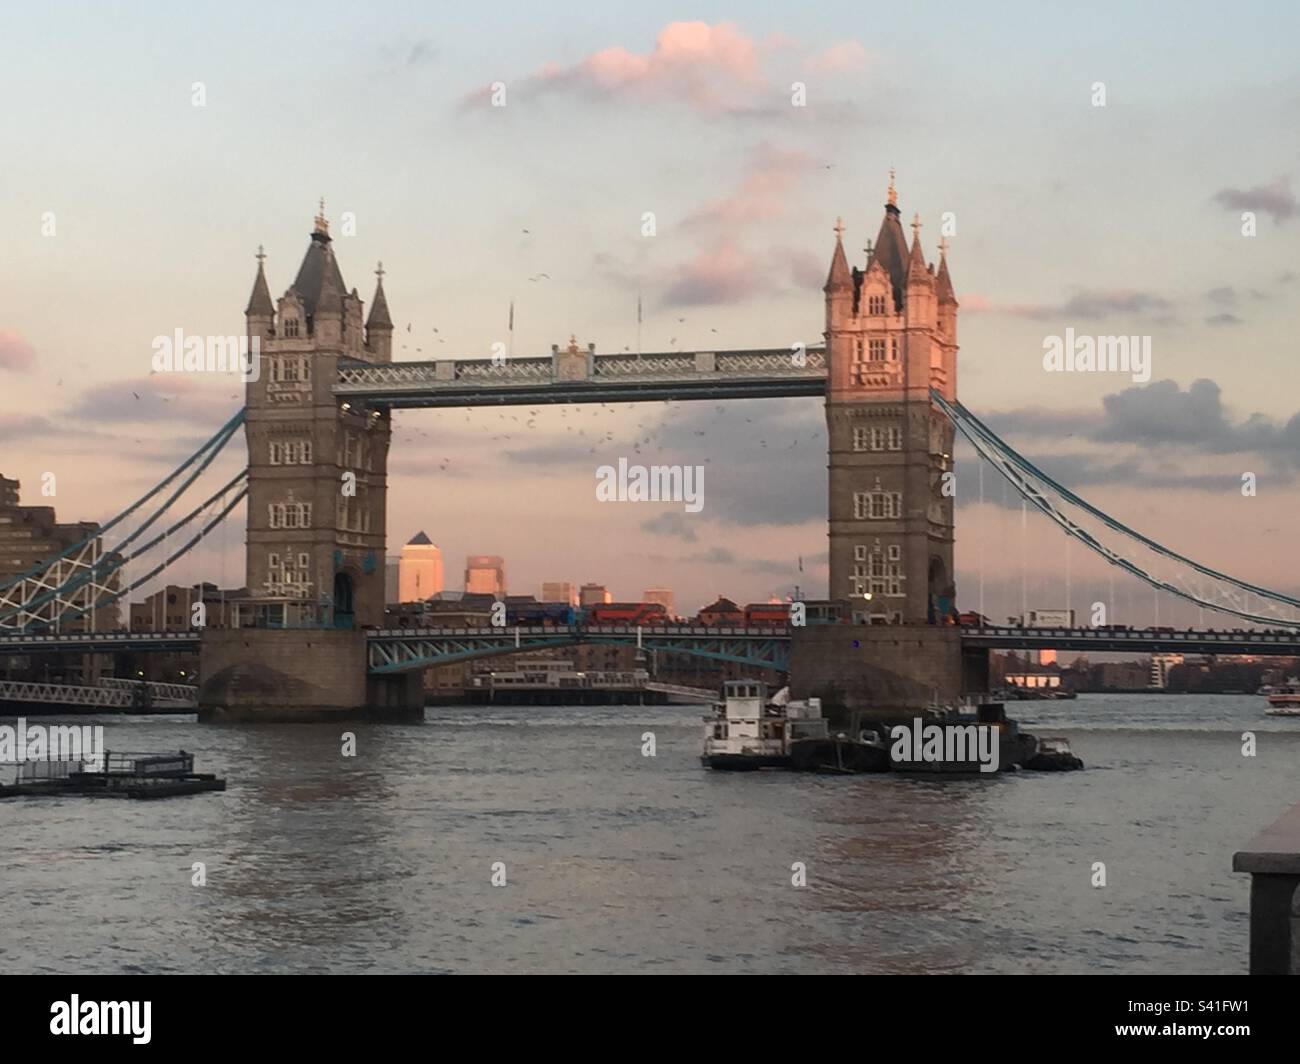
[365,626,791,674]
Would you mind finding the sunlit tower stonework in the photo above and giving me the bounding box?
[243,204,393,628]
[824,174,958,624]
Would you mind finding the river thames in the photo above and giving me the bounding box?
[2,694,1295,974]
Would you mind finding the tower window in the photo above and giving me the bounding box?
[270,356,310,383]
[869,339,886,362]
[862,425,903,451]
[284,318,300,338]
[891,338,899,360]
[868,294,886,315]
[855,491,902,520]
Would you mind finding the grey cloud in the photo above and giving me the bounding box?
[1212,176,1296,224]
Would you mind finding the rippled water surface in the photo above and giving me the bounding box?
[2,694,1296,974]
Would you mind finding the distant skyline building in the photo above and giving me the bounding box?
[385,557,399,603]
[579,582,611,606]
[644,587,675,616]
[400,531,444,602]
[541,581,578,606]
[465,554,506,597]
[1149,653,1184,689]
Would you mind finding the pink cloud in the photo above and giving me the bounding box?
[810,41,870,72]
[461,21,866,114]
[0,328,36,372]
[683,147,815,229]
[662,238,767,306]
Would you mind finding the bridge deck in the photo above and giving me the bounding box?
[2,625,1294,660]
[334,348,828,408]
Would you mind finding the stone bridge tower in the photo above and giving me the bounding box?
[242,203,393,628]
[824,174,958,624]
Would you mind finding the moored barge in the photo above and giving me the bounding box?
[0,751,225,800]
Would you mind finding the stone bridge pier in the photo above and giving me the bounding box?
[198,630,422,722]
[789,624,989,726]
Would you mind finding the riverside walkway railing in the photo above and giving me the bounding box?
[1233,801,1300,974]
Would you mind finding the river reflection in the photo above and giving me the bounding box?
[1,695,1292,973]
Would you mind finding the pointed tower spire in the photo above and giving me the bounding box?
[825,216,851,290]
[907,213,930,281]
[367,261,393,329]
[936,237,957,305]
[868,173,910,309]
[316,244,343,315]
[366,261,394,359]
[246,245,274,316]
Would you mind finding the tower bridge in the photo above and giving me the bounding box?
[5,176,1299,721]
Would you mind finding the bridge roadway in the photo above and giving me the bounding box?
[959,626,1300,655]
[333,347,829,408]
[2,625,1296,669]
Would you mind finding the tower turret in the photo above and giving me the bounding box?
[245,246,275,346]
[366,262,394,361]
[904,213,935,329]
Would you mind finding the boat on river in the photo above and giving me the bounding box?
[0,751,225,800]
[1265,679,1300,716]
[700,681,829,770]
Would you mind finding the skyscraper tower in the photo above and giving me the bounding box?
[242,202,393,628]
[823,172,958,624]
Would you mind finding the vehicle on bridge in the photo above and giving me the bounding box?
[741,603,792,627]
[585,602,669,625]
[505,601,575,627]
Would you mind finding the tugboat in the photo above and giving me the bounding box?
[700,681,828,770]
[1265,679,1300,716]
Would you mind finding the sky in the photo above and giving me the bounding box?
[1,1,1298,621]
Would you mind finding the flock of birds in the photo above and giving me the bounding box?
[395,397,825,465]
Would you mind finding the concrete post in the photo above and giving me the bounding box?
[1233,800,1300,974]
